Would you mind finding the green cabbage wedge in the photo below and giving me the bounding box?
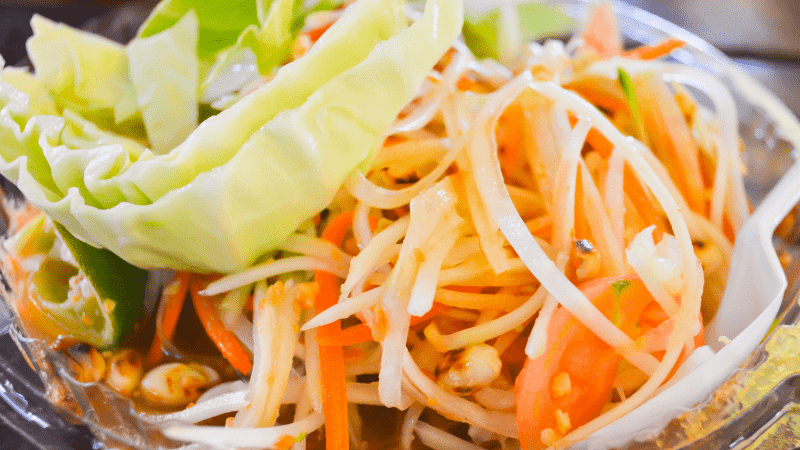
[0,0,463,272]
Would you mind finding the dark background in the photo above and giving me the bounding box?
[1,0,800,448]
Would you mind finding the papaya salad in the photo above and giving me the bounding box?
[0,0,749,448]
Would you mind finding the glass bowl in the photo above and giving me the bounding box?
[1,0,800,448]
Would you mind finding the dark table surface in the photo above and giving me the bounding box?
[1,0,800,448]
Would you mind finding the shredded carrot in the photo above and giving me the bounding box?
[343,346,366,363]
[383,136,407,147]
[315,212,356,450]
[622,195,648,241]
[634,72,706,213]
[316,303,448,346]
[145,272,190,368]
[445,285,483,294]
[574,169,591,242]
[307,21,334,42]
[499,103,525,177]
[623,38,686,60]
[526,217,552,241]
[623,165,668,236]
[316,323,373,347]
[723,215,736,243]
[190,276,253,375]
[567,80,628,113]
[457,74,478,91]
[570,115,614,159]
[410,303,450,326]
[273,435,296,450]
[586,128,615,159]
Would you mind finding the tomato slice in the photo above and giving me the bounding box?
[515,276,655,449]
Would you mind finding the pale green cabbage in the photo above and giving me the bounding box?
[25,0,306,155]
[138,0,264,58]
[0,0,463,273]
[201,0,297,96]
[26,15,139,124]
[127,11,200,153]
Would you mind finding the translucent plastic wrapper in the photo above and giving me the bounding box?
[2,0,800,449]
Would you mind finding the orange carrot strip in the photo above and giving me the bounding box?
[574,169,591,242]
[723,215,736,243]
[410,303,449,326]
[499,103,525,176]
[273,435,296,450]
[190,276,253,375]
[568,82,628,113]
[623,38,686,60]
[526,215,552,236]
[445,285,483,294]
[145,272,190,368]
[312,211,382,449]
[570,115,614,160]
[315,212,356,450]
[457,74,478,92]
[586,128,615,159]
[623,165,668,235]
[634,73,706,213]
[307,22,334,42]
[316,324,373,347]
[316,304,449,347]
[622,195,648,242]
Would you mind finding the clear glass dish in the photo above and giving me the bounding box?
[1,0,800,448]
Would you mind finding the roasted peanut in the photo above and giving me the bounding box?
[140,362,219,408]
[435,344,502,396]
[104,349,143,397]
[65,344,106,383]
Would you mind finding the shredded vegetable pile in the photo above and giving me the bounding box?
[0,0,749,449]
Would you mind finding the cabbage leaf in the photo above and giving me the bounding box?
[138,0,300,71]
[26,15,139,124]
[0,0,463,273]
[127,11,200,154]
[25,0,310,153]
[137,0,262,58]
[200,0,297,102]
[463,2,574,62]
